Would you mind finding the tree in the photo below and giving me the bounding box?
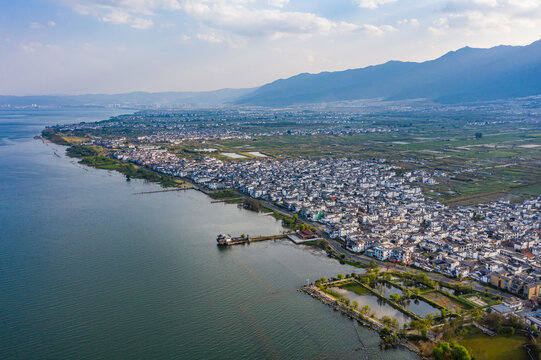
[352,300,359,309]
[320,276,327,283]
[441,342,450,353]
[475,132,483,139]
[381,315,392,326]
[452,344,471,360]
[432,347,445,360]
[337,273,345,280]
[432,342,452,360]
[473,213,485,221]
[440,307,449,318]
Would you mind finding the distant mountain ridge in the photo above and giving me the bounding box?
[0,88,255,108]
[235,39,541,106]
[3,40,540,108]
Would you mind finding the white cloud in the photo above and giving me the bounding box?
[197,33,225,43]
[29,20,57,29]
[21,42,60,53]
[431,0,541,35]
[58,0,398,39]
[357,0,397,9]
[397,18,420,26]
[268,0,289,8]
[131,17,154,29]
[60,0,183,29]
[180,0,360,38]
[362,24,396,35]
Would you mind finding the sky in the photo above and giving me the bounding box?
[1,0,541,95]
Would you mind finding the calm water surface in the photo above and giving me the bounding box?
[328,288,412,327]
[0,109,418,359]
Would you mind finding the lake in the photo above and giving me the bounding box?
[0,109,418,359]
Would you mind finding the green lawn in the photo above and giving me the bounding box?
[460,333,529,360]
[339,282,371,295]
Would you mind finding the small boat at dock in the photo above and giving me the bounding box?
[216,234,232,245]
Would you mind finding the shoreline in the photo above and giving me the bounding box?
[41,133,518,360]
[299,284,424,356]
[41,135,513,295]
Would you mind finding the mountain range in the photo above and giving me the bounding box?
[0,88,254,108]
[236,39,541,106]
[2,40,540,108]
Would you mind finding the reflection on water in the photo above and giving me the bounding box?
[329,287,412,326]
[401,298,440,318]
[374,281,405,298]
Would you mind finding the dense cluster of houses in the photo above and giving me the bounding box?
[113,146,540,301]
[49,108,401,145]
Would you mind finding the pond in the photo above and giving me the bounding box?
[390,278,429,290]
[328,287,412,326]
[401,298,441,318]
[374,281,405,298]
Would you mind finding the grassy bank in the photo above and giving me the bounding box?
[207,189,242,200]
[65,145,190,188]
[460,331,529,360]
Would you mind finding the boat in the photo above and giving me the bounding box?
[216,234,232,245]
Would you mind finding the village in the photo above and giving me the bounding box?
[44,106,541,351]
[109,145,540,307]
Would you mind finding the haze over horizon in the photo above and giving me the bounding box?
[2,0,541,96]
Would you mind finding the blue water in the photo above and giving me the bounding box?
[0,108,418,359]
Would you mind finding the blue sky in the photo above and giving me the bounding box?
[1,0,540,95]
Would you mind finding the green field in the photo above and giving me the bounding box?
[460,333,529,360]
[339,282,371,295]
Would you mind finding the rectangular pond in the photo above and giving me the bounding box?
[401,298,441,318]
[373,281,405,298]
[328,286,412,327]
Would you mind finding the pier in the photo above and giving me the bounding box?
[217,234,292,246]
[133,188,192,195]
